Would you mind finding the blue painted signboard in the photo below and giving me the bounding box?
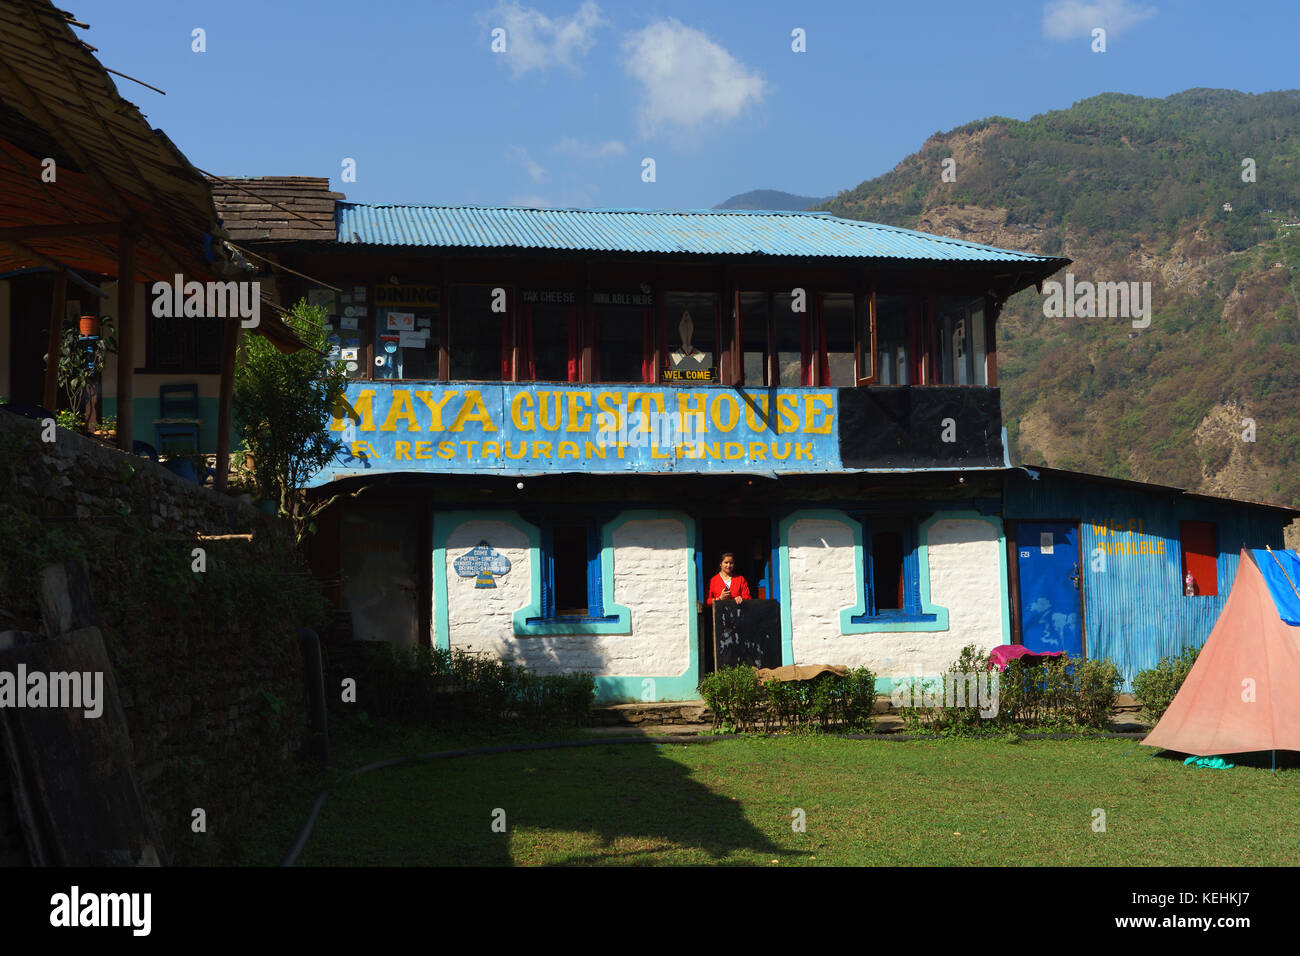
[309,383,841,483]
[1016,520,1084,658]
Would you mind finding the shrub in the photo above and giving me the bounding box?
[1132,645,1201,724]
[699,664,763,732]
[895,644,1123,735]
[340,644,594,728]
[699,665,877,734]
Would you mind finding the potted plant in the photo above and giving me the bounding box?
[46,314,117,432]
[79,313,100,337]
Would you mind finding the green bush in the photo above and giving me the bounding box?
[895,644,1123,735]
[699,665,877,734]
[1132,645,1201,725]
[698,664,763,732]
[341,643,594,729]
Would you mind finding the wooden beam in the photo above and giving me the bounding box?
[0,239,109,298]
[114,233,135,452]
[213,319,240,492]
[0,222,122,241]
[985,294,1000,387]
[581,262,593,384]
[0,51,131,221]
[43,272,66,410]
[438,261,450,381]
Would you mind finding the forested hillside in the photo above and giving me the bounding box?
[819,89,1300,523]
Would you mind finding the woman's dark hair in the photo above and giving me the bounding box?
[719,552,735,563]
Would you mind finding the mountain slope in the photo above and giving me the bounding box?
[818,89,1300,528]
[715,189,829,211]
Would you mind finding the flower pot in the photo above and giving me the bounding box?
[79,314,100,337]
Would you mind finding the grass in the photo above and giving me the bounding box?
[238,719,1300,866]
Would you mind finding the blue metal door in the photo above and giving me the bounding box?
[1016,520,1083,657]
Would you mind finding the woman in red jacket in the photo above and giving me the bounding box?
[707,552,752,606]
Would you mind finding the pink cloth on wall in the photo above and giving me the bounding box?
[988,644,1067,671]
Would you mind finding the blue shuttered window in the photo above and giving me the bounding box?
[851,517,937,625]
[526,519,618,625]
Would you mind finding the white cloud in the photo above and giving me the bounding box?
[622,18,765,136]
[506,146,546,182]
[1042,0,1157,40]
[508,186,597,208]
[485,1,607,78]
[553,137,627,159]
[510,194,553,208]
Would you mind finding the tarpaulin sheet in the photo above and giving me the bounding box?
[1253,549,1300,626]
[755,665,848,685]
[987,644,1066,671]
[1143,550,1300,757]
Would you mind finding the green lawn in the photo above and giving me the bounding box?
[240,724,1300,866]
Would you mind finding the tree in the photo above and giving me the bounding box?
[233,299,350,546]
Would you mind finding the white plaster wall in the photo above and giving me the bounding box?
[605,516,691,675]
[444,518,532,653]
[442,513,692,678]
[786,515,859,650]
[787,513,1006,677]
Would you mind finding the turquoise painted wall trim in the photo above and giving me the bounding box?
[591,510,700,703]
[432,509,700,704]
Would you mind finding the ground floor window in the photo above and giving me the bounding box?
[527,518,618,623]
[851,517,936,623]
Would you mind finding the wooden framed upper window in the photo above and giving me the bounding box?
[448,284,512,381]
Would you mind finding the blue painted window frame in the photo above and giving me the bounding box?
[851,516,937,625]
[527,518,620,625]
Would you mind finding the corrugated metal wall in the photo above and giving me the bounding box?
[1004,472,1287,686]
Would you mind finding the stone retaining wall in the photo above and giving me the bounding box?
[0,411,314,864]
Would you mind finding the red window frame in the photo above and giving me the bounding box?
[1179,521,1218,596]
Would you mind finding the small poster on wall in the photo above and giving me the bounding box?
[308,288,336,310]
[339,315,359,330]
[386,311,415,331]
[398,331,426,349]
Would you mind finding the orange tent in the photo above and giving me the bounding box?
[1143,549,1300,757]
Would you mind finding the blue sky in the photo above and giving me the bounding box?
[75,0,1300,210]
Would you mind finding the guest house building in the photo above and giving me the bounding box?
[34,178,1289,702]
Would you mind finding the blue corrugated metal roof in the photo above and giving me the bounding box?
[334,204,1064,264]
